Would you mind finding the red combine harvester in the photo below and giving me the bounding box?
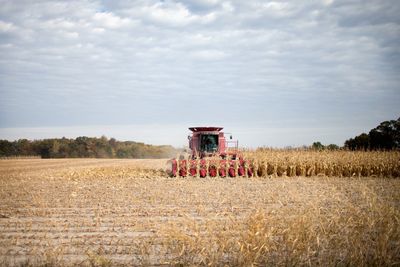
[168,127,254,177]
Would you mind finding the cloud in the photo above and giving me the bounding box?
[92,12,131,29]
[191,49,228,60]
[119,1,218,27]
[0,20,16,32]
[0,0,399,146]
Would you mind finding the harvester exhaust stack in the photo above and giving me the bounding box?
[168,127,253,177]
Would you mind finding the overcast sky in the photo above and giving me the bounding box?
[0,0,399,147]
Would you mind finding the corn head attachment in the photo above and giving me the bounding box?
[167,127,254,177]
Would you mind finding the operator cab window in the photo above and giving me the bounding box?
[200,134,219,153]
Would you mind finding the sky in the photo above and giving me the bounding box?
[0,0,399,148]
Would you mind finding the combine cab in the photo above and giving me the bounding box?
[168,127,254,177]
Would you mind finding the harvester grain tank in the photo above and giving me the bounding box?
[168,127,254,177]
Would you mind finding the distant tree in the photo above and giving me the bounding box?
[75,136,91,157]
[345,133,370,150]
[37,139,53,158]
[50,139,60,157]
[57,140,70,158]
[16,139,33,156]
[108,138,117,157]
[369,118,400,150]
[344,117,400,150]
[116,147,130,158]
[312,142,324,150]
[0,140,15,156]
[94,136,112,158]
[0,136,178,159]
[327,144,339,150]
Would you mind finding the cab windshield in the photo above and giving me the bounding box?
[200,134,218,153]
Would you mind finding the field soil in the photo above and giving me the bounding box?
[0,159,399,266]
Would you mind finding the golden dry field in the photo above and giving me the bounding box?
[0,152,399,266]
[244,150,400,178]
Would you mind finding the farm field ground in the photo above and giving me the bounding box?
[0,158,399,266]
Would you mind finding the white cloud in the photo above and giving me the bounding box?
[135,1,216,26]
[191,0,221,7]
[64,31,79,39]
[92,27,105,34]
[191,49,228,60]
[92,12,131,29]
[221,1,234,12]
[262,2,289,11]
[322,0,334,6]
[41,18,76,30]
[0,20,15,32]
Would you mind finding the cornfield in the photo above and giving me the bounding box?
[244,149,400,178]
[170,150,400,178]
[0,156,399,266]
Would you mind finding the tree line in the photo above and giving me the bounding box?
[1,117,398,158]
[0,136,178,159]
[344,117,400,150]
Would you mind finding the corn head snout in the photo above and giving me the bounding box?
[168,157,254,178]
